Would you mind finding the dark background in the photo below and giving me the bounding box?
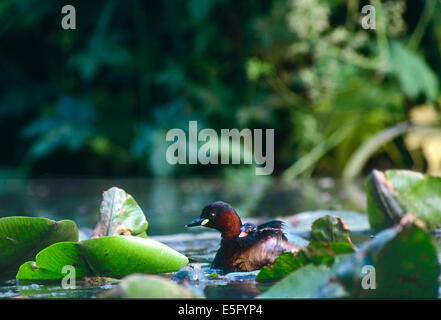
[1,0,440,179]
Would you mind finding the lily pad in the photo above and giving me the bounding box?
[0,217,78,278]
[257,263,339,299]
[16,236,189,280]
[367,170,441,230]
[317,214,440,298]
[310,215,352,245]
[91,187,148,238]
[256,252,305,281]
[101,274,200,298]
[79,236,188,277]
[16,241,93,280]
[256,242,354,281]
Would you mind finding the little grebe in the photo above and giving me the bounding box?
[239,221,286,238]
[186,201,300,273]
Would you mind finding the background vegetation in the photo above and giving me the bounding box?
[1,0,441,179]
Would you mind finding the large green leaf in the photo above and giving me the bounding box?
[317,215,440,298]
[16,236,189,280]
[366,169,441,230]
[16,243,91,280]
[256,242,354,282]
[101,274,200,298]
[91,187,148,237]
[0,217,78,278]
[256,252,306,281]
[257,264,337,299]
[79,236,189,277]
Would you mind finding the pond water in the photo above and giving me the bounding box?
[0,177,374,299]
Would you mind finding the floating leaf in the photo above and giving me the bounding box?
[257,263,339,299]
[16,236,189,280]
[305,242,354,265]
[91,187,148,238]
[310,215,352,245]
[0,217,78,278]
[366,169,441,230]
[79,236,188,277]
[256,252,305,281]
[16,242,91,280]
[101,274,200,298]
[317,214,440,298]
[256,242,353,281]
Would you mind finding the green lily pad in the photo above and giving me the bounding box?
[101,274,200,298]
[79,236,189,277]
[91,187,148,238]
[310,215,352,244]
[256,242,354,281]
[16,242,92,280]
[16,236,189,280]
[257,264,337,299]
[0,217,78,278]
[256,252,305,281]
[367,169,441,230]
[317,214,440,298]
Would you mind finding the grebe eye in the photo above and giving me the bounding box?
[209,212,216,219]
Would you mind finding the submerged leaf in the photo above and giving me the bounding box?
[101,274,200,298]
[0,217,78,278]
[91,187,148,238]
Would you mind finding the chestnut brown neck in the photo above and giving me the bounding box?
[216,210,242,244]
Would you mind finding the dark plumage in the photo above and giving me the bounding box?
[239,221,286,237]
[186,201,300,273]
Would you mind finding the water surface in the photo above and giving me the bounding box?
[0,177,368,299]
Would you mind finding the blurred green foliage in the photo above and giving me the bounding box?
[1,0,441,178]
